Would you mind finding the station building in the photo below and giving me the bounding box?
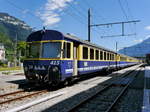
[0,43,5,61]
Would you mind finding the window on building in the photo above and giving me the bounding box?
[83,47,88,59]
[96,50,99,60]
[90,48,94,59]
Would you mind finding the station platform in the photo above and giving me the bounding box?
[142,66,150,112]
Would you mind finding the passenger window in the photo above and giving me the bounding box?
[112,54,115,60]
[104,52,106,60]
[83,47,88,59]
[110,53,112,60]
[107,53,109,60]
[90,48,94,59]
[110,54,112,60]
[100,51,103,60]
[113,54,115,60]
[112,54,113,60]
[96,50,99,60]
[63,42,71,58]
[67,43,71,58]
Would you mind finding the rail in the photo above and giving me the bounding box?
[68,67,141,112]
[0,90,47,105]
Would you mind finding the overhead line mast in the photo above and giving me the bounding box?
[87,8,140,42]
[88,9,91,42]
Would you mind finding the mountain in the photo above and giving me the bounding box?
[0,12,33,61]
[0,12,32,41]
[119,37,150,57]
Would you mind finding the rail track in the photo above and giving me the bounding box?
[0,89,48,105]
[14,73,24,75]
[68,67,142,112]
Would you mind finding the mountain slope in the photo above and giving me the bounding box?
[0,12,32,41]
[119,37,150,57]
[0,12,33,61]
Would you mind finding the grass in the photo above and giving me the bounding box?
[0,66,22,71]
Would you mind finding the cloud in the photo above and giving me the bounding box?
[21,9,29,18]
[22,9,29,14]
[145,26,150,30]
[134,39,143,43]
[133,35,150,43]
[37,0,73,27]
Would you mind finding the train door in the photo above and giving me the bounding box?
[73,44,78,76]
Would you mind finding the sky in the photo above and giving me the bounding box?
[0,0,150,51]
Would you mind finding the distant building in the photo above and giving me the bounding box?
[0,43,5,61]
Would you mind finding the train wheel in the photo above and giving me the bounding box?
[63,79,69,86]
[51,81,60,87]
[63,78,74,86]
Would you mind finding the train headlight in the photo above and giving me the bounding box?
[52,66,59,72]
[49,66,60,75]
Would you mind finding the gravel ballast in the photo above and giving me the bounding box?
[0,65,141,112]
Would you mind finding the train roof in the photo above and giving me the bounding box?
[65,34,138,60]
[27,29,138,60]
[64,33,117,53]
[27,30,116,53]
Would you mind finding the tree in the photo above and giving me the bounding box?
[17,41,26,62]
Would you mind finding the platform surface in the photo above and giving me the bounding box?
[142,66,150,112]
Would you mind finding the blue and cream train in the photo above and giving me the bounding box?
[23,29,140,85]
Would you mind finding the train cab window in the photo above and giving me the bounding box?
[96,50,99,60]
[90,48,94,60]
[27,43,41,58]
[42,42,61,58]
[63,42,71,58]
[100,51,103,60]
[83,47,88,59]
[104,52,107,60]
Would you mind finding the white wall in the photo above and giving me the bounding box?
[0,47,5,61]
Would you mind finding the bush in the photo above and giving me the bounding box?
[0,60,7,67]
[20,56,26,62]
[0,60,4,66]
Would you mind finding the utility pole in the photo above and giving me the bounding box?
[88,8,91,42]
[14,32,17,67]
[116,42,118,53]
[124,47,126,55]
[115,42,118,69]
